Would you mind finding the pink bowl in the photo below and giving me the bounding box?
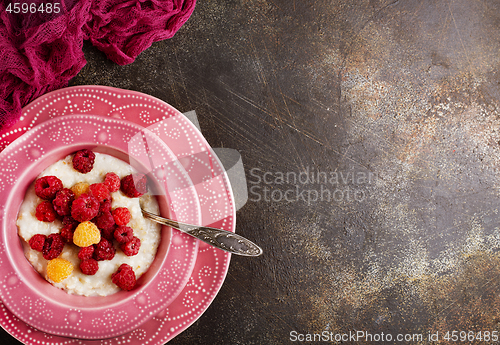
[0,115,200,339]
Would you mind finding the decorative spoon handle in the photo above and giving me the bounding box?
[141,209,263,256]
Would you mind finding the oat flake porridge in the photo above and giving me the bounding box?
[16,150,161,296]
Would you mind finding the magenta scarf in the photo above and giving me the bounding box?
[0,0,195,130]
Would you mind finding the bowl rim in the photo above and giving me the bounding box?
[0,114,200,339]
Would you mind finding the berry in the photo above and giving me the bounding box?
[78,246,95,260]
[79,258,99,275]
[29,234,47,252]
[120,236,141,256]
[73,149,95,174]
[100,224,116,241]
[89,183,110,203]
[47,258,73,283]
[103,172,120,192]
[71,182,90,198]
[35,201,57,222]
[73,221,101,247]
[60,223,75,243]
[71,193,100,222]
[114,226,133,244]
[60,217,79,243]
[99,198,112,213]
[62,215,79,228]
[121,174,147,198]
[112,207,131,226]
[35,176,63,200]
[94,211,115,231]
[42,233,65,260]
[93,238,116,261]
[52,188,75,216]
[111,263,136,291]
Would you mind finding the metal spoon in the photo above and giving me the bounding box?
[141,209,263,256]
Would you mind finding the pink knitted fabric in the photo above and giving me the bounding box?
[0,0,195,131]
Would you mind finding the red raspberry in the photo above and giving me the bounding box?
[120,236,141,256]
[114,226,133,244]
[111,263,136,291]
[121,174,147,198]
[89,183,110,203]
[52,188,75,216]
[99,198,112,213]
[42,233,65,260]
[62,215,78,227]
[103,172,120,192]
[80,258,99,275]
[94,211,115,231]
[78,246,95,260]
[35,176,63,200]
[73,149,95,174]
[60,216,78,242]
[93,238,116,261]
[112,207,131,226]
[60,223,75,243]
[35,201,57,222]
[29,234,47,251]
[100,224,116,241]
[71,193,100,222]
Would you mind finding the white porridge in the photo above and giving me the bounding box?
[16,152,161,296]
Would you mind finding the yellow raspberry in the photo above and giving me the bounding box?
[47,258,73,283]
[73,221,101,247]
[71,182,90,198]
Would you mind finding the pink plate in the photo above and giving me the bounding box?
[0,115,200,339]
[0,86,234,345]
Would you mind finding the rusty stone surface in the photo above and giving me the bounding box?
[3,0,500,344]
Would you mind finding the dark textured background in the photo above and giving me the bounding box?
[3,0,500,343]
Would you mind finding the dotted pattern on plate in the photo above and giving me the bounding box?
[0,86,234,345]
[0,115,199,339]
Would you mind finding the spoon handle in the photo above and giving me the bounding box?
[142,209,263,256]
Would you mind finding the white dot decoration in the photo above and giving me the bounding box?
[0,141,9,152]
[0,174,16,192]
[2,159,18,172]
[95,128,112,144]
[26,144,44,161]
[7,275,19,287]
[154,308,168,320]
[209,203,224,223]
[134,293,151,309]
[166,127,181,140]
[0,114,200,339]
[73,125,84,136]
[64,309,82,326]
[131,328,147,341]
[0,86,234,345]
[91,310,129,331]
[170,233,186,248]
[48,130,60,142]
[60,127,77,144]
[171,259,182,272]
[48,108,60,118]
[182,294,195,308]
[109,110,124,118]
[139,110,155,124]
[81,100,95,112]
[199,266,212,278]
